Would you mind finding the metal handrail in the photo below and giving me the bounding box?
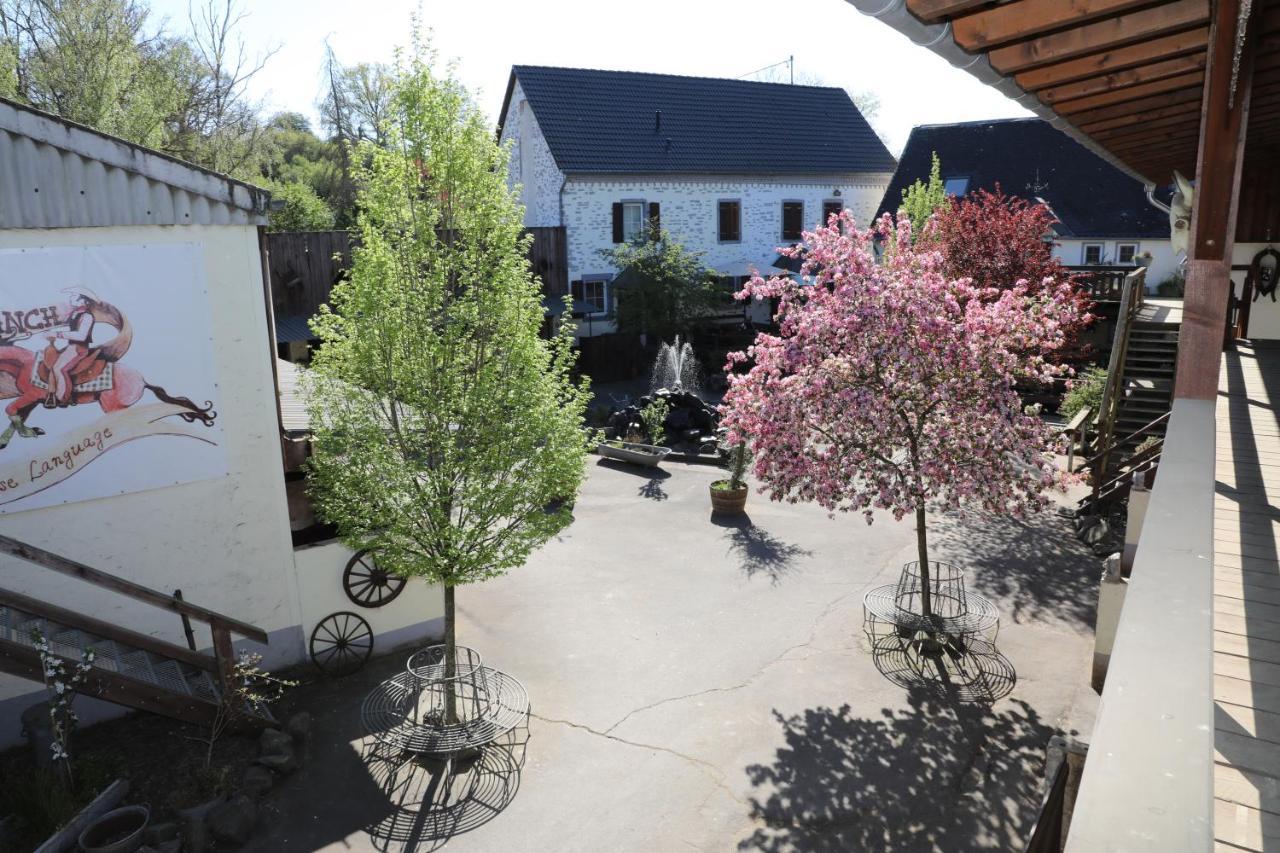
[1076,411,1170,474]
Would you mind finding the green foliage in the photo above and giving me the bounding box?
[304,36,592,599]
[1061,366,1107,419]
[264,179,335,232]
[600,222,723,341]
[640,398,669,446]
[898,151,949,239]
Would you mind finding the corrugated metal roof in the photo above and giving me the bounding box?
[0,96,270,228]
[277,358,309,434]
[275,313,316,343]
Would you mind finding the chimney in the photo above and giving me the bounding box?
[655,110,662,132]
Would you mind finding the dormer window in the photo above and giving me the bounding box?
[943,176,970,197]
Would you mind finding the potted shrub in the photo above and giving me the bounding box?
[710,442,749,514]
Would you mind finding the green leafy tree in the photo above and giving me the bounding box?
[898,151,949,238]
[601,222,723,341]
[264,179,334,232]
[304,39,592,714]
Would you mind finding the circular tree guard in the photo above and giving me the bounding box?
[309,611,374,676]
[343,549,408,608]
[362,666,529,755]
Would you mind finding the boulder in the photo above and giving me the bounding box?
[256,752,298,774]
[259,728,293,757]
[177,797,221,853]
[285,711,312,744]
[143,821,179,845]
[208,794,258,846]
[242,764,274,797]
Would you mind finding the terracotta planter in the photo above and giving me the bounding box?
[710,479,748,514]
[78,805,149,853]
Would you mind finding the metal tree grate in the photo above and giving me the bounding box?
[362,667,529,755]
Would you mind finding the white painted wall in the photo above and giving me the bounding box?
[500,80,564,229]
[561,174,890,335]
[0,224,443,746]
[1233,242,1280,340]
[1053,238,1181,292]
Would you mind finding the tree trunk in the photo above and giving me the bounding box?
[444,584,457,725]
[916,502,932,619]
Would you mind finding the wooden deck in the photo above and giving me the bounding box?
[1215,341,1280,851]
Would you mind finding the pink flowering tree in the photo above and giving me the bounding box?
[720,212,1082,618]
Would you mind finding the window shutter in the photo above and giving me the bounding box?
[648,201,660,232]
[782,202,803,240]
[612,203,624,243]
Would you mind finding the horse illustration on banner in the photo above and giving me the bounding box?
[0,288,216,450]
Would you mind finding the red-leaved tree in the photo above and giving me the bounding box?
[932,188,1092,352]
[721,212,1082,618]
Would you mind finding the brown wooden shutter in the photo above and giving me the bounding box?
[782,202,803,240]
[648,201,660,233]
[612,203,624,243]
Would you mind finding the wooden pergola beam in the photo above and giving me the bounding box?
[988,0,1209,74]
[952,0,1160,51]
[1093,113,1202,144]
[1054,71,1205,113]
[1064,85,1205,125]
[1036,53,1207,104]
[1077,99,1201,133]
[1015,27,1209,90]
[905,0,994,24]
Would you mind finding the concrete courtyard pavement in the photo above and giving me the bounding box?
[257,459,1100,853]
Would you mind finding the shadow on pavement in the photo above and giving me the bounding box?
[739,689,1057,852]
[869,635,1016,704]
[595,458,671,502]
[710,514,813,584]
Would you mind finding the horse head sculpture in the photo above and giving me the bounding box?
[1170,170,1195,261]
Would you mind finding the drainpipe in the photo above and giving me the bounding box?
[844,0,1156,186]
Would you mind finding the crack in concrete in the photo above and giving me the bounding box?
[531,711,748,806]
[602,581,875,738]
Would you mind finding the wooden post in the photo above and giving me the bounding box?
[211,621,235,698]
[1173,0,1258,400]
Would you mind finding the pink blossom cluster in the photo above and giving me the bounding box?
[719,212,1082,525]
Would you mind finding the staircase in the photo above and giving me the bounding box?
[0,536,271,728]
[1113,321,1180,451]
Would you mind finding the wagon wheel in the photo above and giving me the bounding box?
[309,611,373,676]
[343,549,407,608]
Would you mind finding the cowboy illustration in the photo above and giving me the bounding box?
[42,287,130,408]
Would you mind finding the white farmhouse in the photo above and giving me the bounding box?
[497,66,897,335]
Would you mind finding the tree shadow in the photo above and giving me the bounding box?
[361,724,529,852]
[595,458,670,501]
[932,508,1098,629]
[740,690,1059,852]
[712,514,813,583]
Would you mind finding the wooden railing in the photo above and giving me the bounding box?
[1066,265,1141,303]
[1087,268,1147,505]
[0,534,267,696]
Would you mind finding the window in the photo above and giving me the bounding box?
[1082,243,1104,265]
[612,201,646,243]
[571,278,608,315]
[1117,243,1138,265]
[822,200,842,227]
[718,200,741,242]
[782,201,804,240]
[943,176,970,197]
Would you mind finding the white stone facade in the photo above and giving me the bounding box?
[1053,238,1180,293]
[499,83,892,335]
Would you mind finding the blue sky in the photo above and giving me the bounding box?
[148,0,1032,155]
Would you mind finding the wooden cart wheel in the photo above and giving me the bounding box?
[309,611,373,676]
[343,549,407,608]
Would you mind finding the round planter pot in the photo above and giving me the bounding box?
[78,805,149,853]
[710,480,748,514]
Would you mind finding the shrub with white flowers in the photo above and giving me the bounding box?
[31,629,94,782]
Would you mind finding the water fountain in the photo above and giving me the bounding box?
[605,337,720,455]
[650,336,702,394]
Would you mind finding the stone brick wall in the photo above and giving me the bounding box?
[499,80,564,228]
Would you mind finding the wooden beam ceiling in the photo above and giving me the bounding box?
[951,0,1161,51]
[1053,70,1205,113]
[904,0,995,24]
[1034,52,1206,103]
[986,0,1209,74]
[1013,27,1209,90]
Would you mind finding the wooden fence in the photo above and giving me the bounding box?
[265,226,567,320]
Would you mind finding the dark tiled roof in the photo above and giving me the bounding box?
[504,65,896,175]
[275,314,315,343]
[876,118,1169,239]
